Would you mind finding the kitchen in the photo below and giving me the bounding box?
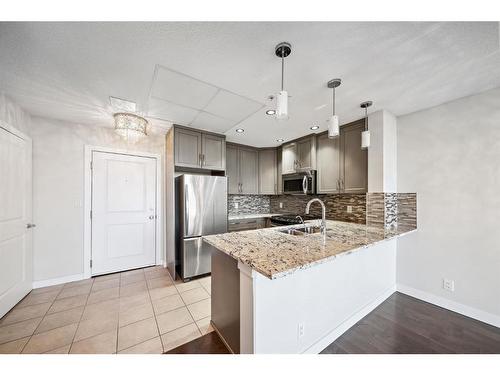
[1,18,500,365]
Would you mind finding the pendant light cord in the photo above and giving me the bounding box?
[364,107,368,131]
[281,49,285,91]
[332,87,336,116]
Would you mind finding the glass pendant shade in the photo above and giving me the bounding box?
[327,115,340,138]
[114,113,147,143]
[361,130,371,149]
[276,90,289,120]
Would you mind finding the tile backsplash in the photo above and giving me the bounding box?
[269,194,367,224]
[366,192,417,231]
[228,194,271,215]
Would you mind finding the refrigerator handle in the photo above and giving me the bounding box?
[184,183,189,234]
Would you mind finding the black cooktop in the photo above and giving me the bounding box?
[270,214,319,226]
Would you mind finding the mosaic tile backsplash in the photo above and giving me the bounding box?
[366,193,417,231]
[228,194,271,215]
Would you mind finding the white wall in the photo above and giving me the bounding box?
[0,92,31,136]
[397,87,500,320]
[30,116,166,282]
[368,110,398,192]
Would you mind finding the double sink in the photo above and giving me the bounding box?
[277,225,322,236]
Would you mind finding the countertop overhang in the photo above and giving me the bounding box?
[203,220,416,280]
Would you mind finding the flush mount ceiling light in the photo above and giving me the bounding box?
[360,101,373,149]
[327,78,341,139]
[310,125,320,130]
[275,42,291,121]
[266,109,276,115]
[113,113,148,143]
[276,138,284,143]
[235,128,245,133]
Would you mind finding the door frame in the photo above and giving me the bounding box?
[83,145,163,279]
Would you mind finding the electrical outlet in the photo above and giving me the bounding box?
[234,202,239,209]
[279,202,283,209]
[443,278,455,292]
[347,205,353,213]
[298,323,305,339]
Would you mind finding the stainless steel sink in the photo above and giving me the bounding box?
[278,226,322,236]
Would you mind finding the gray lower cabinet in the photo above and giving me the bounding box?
[317,120,367,194]
[317,133,341,193]
[226,144,259,195]
[174,127,225,171]
[340,120,367,193]
[228,218,268,232]
[258,149,277,194]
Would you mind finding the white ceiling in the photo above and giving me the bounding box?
[0,22,499,147]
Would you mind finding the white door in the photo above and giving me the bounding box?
[0,124,32,318]
[91,151,157,275]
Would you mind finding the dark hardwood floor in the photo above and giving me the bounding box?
[165,332,230,354]
[164,292,500,354]
[321,292,500,354]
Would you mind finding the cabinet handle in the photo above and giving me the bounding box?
[199,154,203,167]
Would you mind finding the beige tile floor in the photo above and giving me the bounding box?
[0,266,213,354]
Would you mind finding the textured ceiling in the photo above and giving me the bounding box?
[0,22,499,146]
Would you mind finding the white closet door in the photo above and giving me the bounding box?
[91,151,156,275]
[0,124,32,318]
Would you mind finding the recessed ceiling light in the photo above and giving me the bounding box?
[276,138,284,142]
[236,128,245,133]
[266,109,276,115]
[310,125,320,130]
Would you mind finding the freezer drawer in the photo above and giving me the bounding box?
[182,237,212,280]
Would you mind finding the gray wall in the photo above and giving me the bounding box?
[397,86,500,318]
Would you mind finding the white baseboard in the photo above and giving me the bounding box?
[397,284,500,329]
[303,285,397,354]
[32,273,86,289]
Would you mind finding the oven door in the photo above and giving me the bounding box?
[283,172,316,195]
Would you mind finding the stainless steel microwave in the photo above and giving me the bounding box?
[282,171,316,195]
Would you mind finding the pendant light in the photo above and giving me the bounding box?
[327,78,341,138]
[275,42,291,121]
[360,101,373,149]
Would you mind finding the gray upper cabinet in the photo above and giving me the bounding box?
[226,144,259,195]
[174,128,202,169]
[226,145,240,194]
[276,146,283,194]
[281,143,297,174]
[281,135,316,174]
[258,149,277,195]
[201,133,226,171]
[174,127,226,171]
[339,120,367,193]
[239,148,258,194]
[317,133,341,194]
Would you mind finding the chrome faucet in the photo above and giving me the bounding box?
[295,215,305,225]
[305,198,327,243]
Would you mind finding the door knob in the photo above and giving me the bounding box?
[148,215,155,220]
[26,223,36,229]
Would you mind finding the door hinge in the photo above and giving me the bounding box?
[90,259,93,268]
[90,210,93,219]
[90,161,93,170]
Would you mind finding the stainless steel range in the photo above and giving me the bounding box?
[269,214,319,227]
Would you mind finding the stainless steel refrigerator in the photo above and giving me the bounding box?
[175,174,227,281]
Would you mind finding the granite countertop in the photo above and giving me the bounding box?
[228,213,283,221]
[203,220,416,280]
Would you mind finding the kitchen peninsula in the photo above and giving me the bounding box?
[203,217,416,354]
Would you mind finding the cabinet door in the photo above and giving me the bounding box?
[316,133,340,193]
[239,148,258,194]
[258,149,277,195]
[174,128,202,168]
[296,137,316,170]
[281,143,297,174]
[226,145,240,194]
[276,146,283,194]
[340,121,368,193]
[202,134,226,171]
